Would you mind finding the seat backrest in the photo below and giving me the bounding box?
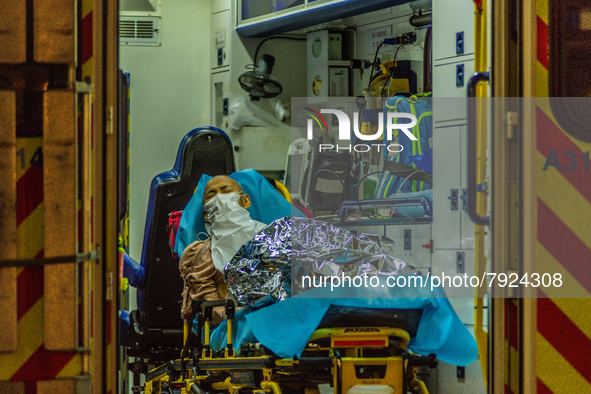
[131,127,235,356]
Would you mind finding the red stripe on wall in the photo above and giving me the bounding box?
[10,346,76,382]
[16,265,44,320]
[537,199,591,294]
[81,11,93,65]
[505,299,518,350]
[537,17,549,70]
[16,165,43,226]
[23,381,36,394]
[537,296,591,384]
[537,108,591,205]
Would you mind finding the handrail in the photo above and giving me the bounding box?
[338,196,433,219]
[466,71,490,226]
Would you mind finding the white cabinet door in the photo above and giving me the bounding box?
[433,0,476,61]
[433,59,475,100]
[436,358,486,393]
[385,223,432,271]
[211,9,231,70]
[211,70,230,130]
[431,249,475,325]
[432,125,462,250]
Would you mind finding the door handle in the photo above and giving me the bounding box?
[466,71,490,226]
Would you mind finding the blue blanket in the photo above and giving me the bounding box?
[209,279,479,367]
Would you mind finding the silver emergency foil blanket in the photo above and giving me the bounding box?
[224,217,408,306]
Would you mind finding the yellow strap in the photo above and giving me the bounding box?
[410,104,419,192]
[383,175,394,199]
[414,111,433,156]
[274,180,291,203]
[408,107,433,192]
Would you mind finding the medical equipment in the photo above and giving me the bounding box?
[143,298,441,393]
[142,277,479,393]
[285,138,312,203]
[307,151,355,214]
[238,54,283,99]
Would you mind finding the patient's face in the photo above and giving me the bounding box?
[202,176,251,222]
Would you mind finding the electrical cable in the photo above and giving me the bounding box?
[367,41,385,89]
[384,44,405,96]
[349,161,363,186]
[393,43,403,65]
[351,170,390,221]
[395,168,423,194]
[373,43,404,97]
[251,35,307,70]
[380,73,390,97]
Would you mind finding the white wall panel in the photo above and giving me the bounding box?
[120,0,212,263]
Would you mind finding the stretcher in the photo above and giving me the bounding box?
[140,283,478,393]
[143,299,438,393]
[121,127,477,393]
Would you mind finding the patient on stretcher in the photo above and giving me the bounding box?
[177,170,478,366]
[179,173,409,324]
[179,175,266,324]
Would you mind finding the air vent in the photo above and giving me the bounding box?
[119,16,160,46]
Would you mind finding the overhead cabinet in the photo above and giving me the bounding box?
[236,0,415,37]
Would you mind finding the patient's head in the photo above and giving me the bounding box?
[202,175,251,222]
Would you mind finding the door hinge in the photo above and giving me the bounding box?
[449,189,459,211]
[75,81,93,94]
[106,271,114,301]
[506,111,518,139]
[107,105,114,135]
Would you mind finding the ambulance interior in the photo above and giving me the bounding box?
[119,0,488,392]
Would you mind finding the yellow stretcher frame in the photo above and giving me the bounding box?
[141,300,436,394]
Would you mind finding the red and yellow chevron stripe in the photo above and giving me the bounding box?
[535,0,591,391]
[0,136,80,391]
[1,1,120,390]
[81,0,94,81]
[0,2,97,390]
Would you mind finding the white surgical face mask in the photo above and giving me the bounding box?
[204,192,265,272]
